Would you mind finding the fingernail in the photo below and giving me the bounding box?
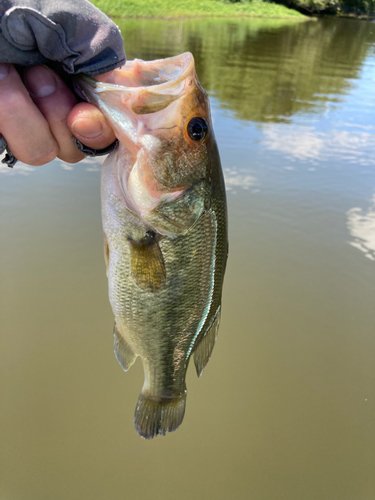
[71,118,103,139]
[0,64,10,80]
[24,66,57,97]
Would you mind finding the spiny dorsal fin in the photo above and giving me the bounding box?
[130,233,166,293]
[194,308,221,377]
[114,322,136,372]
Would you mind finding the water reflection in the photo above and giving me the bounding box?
[223,167,257,192]
[0,155,104,175]
[119,17,375,123]
[0,160,36,175]
[262,123,375,164]
[347,195,375,261]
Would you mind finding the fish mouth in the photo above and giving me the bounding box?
[73,52,199,153]
[76,52,194,91]
[74,52,195,106]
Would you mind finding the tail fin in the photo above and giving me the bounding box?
[134,390,187,439]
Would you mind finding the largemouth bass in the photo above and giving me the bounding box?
[76,52,228,439]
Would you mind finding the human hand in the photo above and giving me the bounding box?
[0,63,116,166]
[0,0,126,166]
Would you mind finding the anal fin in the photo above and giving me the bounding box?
[130,233,166,293]
[114,322,136,371]
[194,308,221,377]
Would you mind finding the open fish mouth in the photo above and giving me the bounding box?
[73,51,207,156]
[74,52,196,111]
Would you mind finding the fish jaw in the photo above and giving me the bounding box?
[74,52,195,156]
[75,52,213,235]
[75,74,140,156]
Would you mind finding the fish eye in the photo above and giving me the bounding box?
[187,117,208,141]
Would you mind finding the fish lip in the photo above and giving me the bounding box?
[75,52,196,98]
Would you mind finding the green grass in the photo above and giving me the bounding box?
[91,0,305,19]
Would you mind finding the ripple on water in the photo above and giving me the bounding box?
[347,195,375,261]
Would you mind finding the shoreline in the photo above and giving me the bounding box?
[106,12,375,22]
[91,1,375,24]
[91,0,306,20]
[108,13,310,20]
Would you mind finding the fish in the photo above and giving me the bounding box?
[76,52,228,439]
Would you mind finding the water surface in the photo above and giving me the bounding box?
[1,17,375,500]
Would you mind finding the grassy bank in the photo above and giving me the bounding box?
[273,0,375,16]
[91,0,305,19]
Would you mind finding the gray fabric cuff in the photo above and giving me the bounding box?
[0,0,126,75]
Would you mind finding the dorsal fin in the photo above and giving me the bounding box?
[194,308,221,377]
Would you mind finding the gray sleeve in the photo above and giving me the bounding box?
[0,0,126,75]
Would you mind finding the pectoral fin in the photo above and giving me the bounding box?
[194,308,221,377]
[130,234,166,293]
[114,322,136,371]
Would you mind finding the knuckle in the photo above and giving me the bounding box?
[0,91,29,120]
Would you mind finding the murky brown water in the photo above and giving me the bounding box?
[1,17,375,500]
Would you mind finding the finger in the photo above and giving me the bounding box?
[0,64,58,166]
[67,102,116,151]
[24,66,85,164]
